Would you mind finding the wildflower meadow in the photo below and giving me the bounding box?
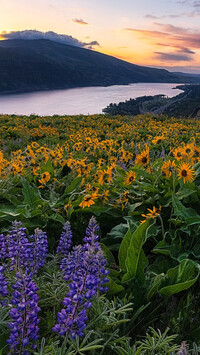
[0,113,200,354]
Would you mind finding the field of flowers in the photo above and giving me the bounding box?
[0,113,200,354]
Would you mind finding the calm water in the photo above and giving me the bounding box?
[0,83,182,116]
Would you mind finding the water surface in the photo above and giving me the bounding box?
[0,83,182,116]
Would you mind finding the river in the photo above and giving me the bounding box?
[0,83,182,116]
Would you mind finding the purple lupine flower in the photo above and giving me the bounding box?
[29,228,48,274]
[160,148,165,160]
[0,266,9,305]
[7,272,40,353]
[53,217,109,338]
[83,216,100,250]
[0,233,7,260]
[57,221,73,256]
[7,221,32,272]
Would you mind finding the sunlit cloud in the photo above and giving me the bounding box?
[72,19,88,25]
[154,51,193,62]
[124,28,169,38]
[0,30,99,49]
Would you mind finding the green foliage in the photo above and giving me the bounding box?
[136,327,179,354]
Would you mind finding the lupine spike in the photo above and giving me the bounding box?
[7,272,40,353]
[0,266,9,305]
[0,233,7,260]
[30,228,48,273]
[8,221,32,272]
[53,217,109,338]
[57,221,73,256]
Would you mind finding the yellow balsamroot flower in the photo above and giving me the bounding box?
[65,201,72,213]
[101,190,109,205]
[177,163,195,183]
[79,191,99,208]
[38,171,51,185]
[141,206,161,224]
[172,147,184,161]
[124,170,136,185]
[161,160,176,178]
[152,136,165,144]
[135,147,149,167]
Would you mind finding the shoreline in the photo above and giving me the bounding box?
[0,82,190,97]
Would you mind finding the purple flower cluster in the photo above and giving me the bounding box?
[0,266,9,305]
[56,221,73,256]
[29,228,48,274]
[0,233,7,260]
[7,272,40,354]
[53,217,109,338]
[7,221,32,272]
[0,217,109,349]
[0,221,47,353]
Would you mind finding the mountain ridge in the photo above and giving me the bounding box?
[0,39,199,94]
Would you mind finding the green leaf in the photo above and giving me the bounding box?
[48,214,65,225]
[122,220,151,283]
[107,277,124,295]
[64,177,82,194]
[158,259,199,296]
[41,159,54,174]
[147,273,166,300]
[0,206,20,216]
[172,196,199,219]
[100,243,115,266]
[118,229,132,273]
[22,178,42,208]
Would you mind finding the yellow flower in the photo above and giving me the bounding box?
[172,147,184,161]
[124,170,136,185]
[79,191,99,208]
[101,190,109,205]
[65,201,72,213]
[161,160,176,178]
[135,148,149,167]
[177,163,195,183]
[38,171,51,185]
[152,136,165,144]
[141,206,161,223]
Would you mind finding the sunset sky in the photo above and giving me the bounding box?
[1,0,200,73]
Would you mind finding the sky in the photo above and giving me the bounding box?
[1,0,200,73]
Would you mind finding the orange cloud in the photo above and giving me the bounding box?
[72,19,88,25]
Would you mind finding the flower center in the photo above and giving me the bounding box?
[142,157,147,164]
[181,170,187,177]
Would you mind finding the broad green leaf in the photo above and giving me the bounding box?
[147,273,166,300]
[100,243,115,266]
[48,214,65,225]
[107,277,124,295]
[172,196,199,219]
[176,188,196,199]
[41,159,54,174]
[64,177,82,194]
[158,259,199,296]
[22,178,42,208]
[118,228,132,272]
[0,206,20,216]
[122,220,151,283]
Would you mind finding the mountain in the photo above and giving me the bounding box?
[0,39,199,94]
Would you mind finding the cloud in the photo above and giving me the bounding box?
[155,51,193,61]
[125,24,200,50]
[145,13,181,19]
[72,18,88,25]
[156,43,195,54]
[125,28,169,37]
[0,30,99,49]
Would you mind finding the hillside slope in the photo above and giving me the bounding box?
[0,39,198,94]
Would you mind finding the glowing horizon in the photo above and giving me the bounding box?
[1,0,200,73]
